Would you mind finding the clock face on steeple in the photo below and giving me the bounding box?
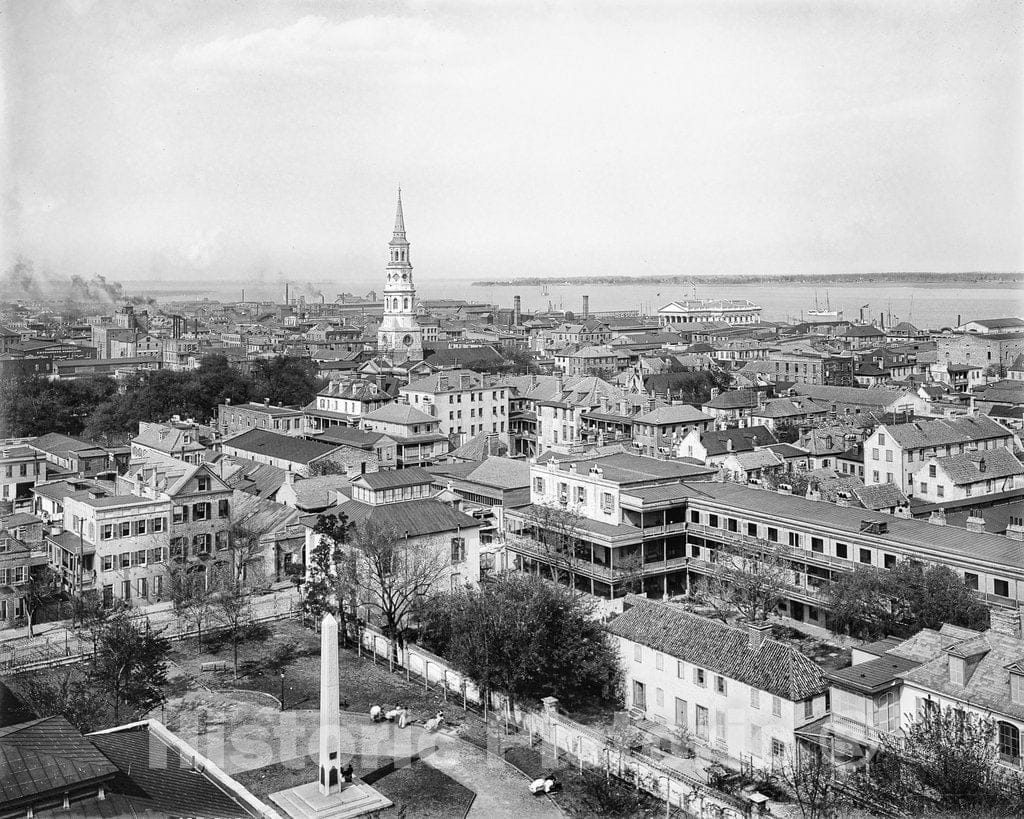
[402,334,413,347]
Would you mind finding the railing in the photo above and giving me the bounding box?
[688,524,855,570]
[826,714,888,744]
[506,536,689,583]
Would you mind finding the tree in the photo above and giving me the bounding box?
[861,706,1024,816]
[303,526,341,624]
[777,750,843,819]
[774,422,801,444]
[92,613,170,721]
[20,667,106,733]
[825,560,989,640]
[219,517,268,591]
[313,513,359,645]
[307,458,349,477]
[212,585,251,679]
[420,573,624,713]
[514,502,583,590]
[252,355,321,407]
[692,540,789,623]
[349,519,447,658]
[21,568,61,637]
[167,561,214,647]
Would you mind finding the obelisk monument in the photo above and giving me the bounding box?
[318,613,342,794]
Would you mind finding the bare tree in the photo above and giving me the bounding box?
[515,501,584,590]
[349,518,447,659]
[217,517,269,592]
[21,568,61,637]
[166,560,214,647]
[692,539,789,623]
[777,749,844,819]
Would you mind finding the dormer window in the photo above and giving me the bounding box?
[1011,671,1024,705]
[949,656,966,685]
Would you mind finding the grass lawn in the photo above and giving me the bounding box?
[168,618,484,732]
[235,751,475,819]
[503,743,676,818]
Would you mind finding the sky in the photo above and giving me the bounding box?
[2,0,1022,288]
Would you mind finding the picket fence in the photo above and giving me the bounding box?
[359,626,760,819]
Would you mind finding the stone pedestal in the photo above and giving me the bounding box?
[269,780,392,819]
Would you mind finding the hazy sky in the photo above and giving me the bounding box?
[3,0,1022,285]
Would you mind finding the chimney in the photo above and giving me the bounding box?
[582,295,590,318]
[978,457,987,473]
[747,620,772,650]
[1005,515,1024,541]
[513,295,521,326]
[929,508,946,526]
[836,491,851,507]
[966,512,986,533]
[555,377,564,395]
[893,504,911,519]
[989,606,1022,639]
[710,387,720,401]
[285,470,295,486]
[285,282,289,304]
[726,437,734,452]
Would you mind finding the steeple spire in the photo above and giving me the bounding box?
[393,187,405,236]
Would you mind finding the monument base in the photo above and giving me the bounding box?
[269,779,393,819]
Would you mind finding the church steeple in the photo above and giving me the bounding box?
[393,187,406,237]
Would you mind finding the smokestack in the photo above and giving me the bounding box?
[513,295,521,326]
[582,295,589,318]
[285,283,289,304]
[241,288,245,303]
[957,314,961,328]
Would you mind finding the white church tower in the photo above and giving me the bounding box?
[376,188,423,363]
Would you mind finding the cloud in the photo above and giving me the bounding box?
[173,15,464,73]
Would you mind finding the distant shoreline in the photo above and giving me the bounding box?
[472,272,1023,287]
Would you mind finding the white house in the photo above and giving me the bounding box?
[862,415,1015,493]
[609,596,827,768]
[911,448,1024,503]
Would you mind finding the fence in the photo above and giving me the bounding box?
[0,588,300,674]
[359,625,759,819]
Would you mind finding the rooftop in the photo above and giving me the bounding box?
[222,428,340,465]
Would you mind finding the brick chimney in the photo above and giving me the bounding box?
[1005,515,1024,541]
[929,508,946,526]
[747,620,773,650]
[965,512,986,533]
[989,606,1022,639]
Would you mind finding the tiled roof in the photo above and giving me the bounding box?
[316,497,482,538]
[464,456,530,490]
[632,405,713,425]
[700,426,778,456]
[724,449,785,470]
[930,447,1024,485]
[609,597,827,701]
[362,402,438,425]
[851,482,907,510]
[448,432,508,462]
[827,654,921,694]
[790,384,915,407]
[355,467,435,490]
[0,717,118,806]
[315,426,388,448]
[221,429,340,465]
[883,415,1011,449]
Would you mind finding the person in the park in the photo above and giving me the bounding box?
[369,704,383,722]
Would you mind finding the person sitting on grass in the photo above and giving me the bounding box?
[424,711,444,732]
[370,704,383,722]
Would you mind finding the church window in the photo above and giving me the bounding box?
[404,298,409,309]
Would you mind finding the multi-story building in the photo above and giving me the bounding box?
[30,433,125,478]
[306,426,395,472]
[50,484,171,606]
[131,420,208,464]
[1,445,48,511]
[550,320,613,349]
[217,400,304,437]
[0,514,48,623]
[504,453,716,600]
[117,460,234,577]
[658,299,762,326]
[220,429,344,477]
[863,415,1015,492]
[400,369,509,446]
[911,448,1024,503]
[302,467,484,603]
[302,379,393,432]
[789,384,927,416]
[359,403,448,467]
[956,317,1024,335]
[611,596,827,768]
[937,331,1024,371]
[631,405,715,456]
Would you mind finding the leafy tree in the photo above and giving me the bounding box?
[860,706,1024,816]
[307,458,349,477]
[825,560,989,640]
[774,421,801,444]
[313,513,358,645]
[513,502,583,590]
[166,561,214,646]
[20,667,106,733]
[21,568,61,637]
[212,585,251,679]
[420,573,623,712]
[303,527,340,623]
[92,613,170,720]
[252,355,321,406]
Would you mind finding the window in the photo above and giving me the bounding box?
[689,510,700,524]
[695,705,709,740]
[871,448,879,460]
[1011,673,1024,705]
[193,503,209,520]
[101,524,114,540]
[804,699,814,719]
[750,688,760,709]
[120,521,131,538]
[949,656,965,685]
[215,531,229,551]
[135,519,147,535]
[995,579,1010,598]
[174,506,187,523]
[727,518,738,533]
[747,522,757,537]
[920,482,927,494]
[677,660,686,679]
[694,668,706,687]
[197,476,210,491]
[102,555,113,571]
[450,537,466,564]
[708,514,719,529]
[148,547,164,564]
[715,676,727,695]
[771,696,782,717]
[134,550,146,566]
[884,553,896,569]
[575,486,586,504]
[218,499,229,517]
[152,517,165,532]
[885,450,893,463]
[788,532,800,548]
[878,433,886,445]
[872,470,879,482]
[750,724,762,756]
[998,722,1021,762]
[811,537,823,553]
[836,542,848,559]
[767,527,778,543]
[928,464,936,478]
[601,493,614,514]
[120,552,131,568]
[715,709,727,741]
[656,687,664,707]
[964,572,979,590]
[534,477,544,493]
[655,652,663,671]
[859,548,872,565]
[771,738,785,759]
